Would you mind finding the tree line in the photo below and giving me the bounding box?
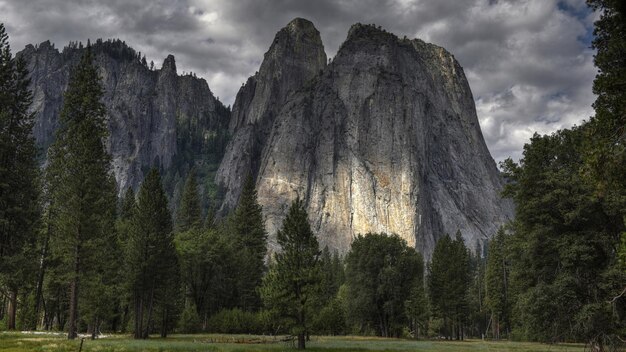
[0,1,624,350]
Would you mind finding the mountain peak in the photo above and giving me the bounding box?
[162,54,176,72]
[346,23,397,42]
[229,17,326,129]
[268,17,325,58]
[285,17,318,35]
[217,18,327,212]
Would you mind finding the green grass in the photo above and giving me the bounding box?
[0,332,585,352]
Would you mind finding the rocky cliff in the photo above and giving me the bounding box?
[216,18,327,211]
[18,39,230,204]
[217,20,514,256]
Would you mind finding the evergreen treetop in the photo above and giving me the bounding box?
[176,168,202,232]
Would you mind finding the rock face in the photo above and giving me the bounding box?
[18,39,230,195]
[217,20,514,257]
[216,18,327,211]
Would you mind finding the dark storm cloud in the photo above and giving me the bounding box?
[0,0,597,163]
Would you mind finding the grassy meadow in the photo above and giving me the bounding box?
[0,332,586,352]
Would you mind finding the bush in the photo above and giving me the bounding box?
[312,299,346,335]
[206,308,273,334]
[428,317,444,338]
[177,304,201,333]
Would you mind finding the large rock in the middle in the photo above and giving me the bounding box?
[217,19,514,257]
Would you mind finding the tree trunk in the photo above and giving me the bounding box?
[143,287,155,339]
[160,308,167,338]
[134,294,143,339]
[7,289,17,330]
[67,279,78,338]
[34,211,52,330]
[415,319,419,340]
[57,297,65,332]
[91,317,98,340]
[297,332,305,349]
[496,316,500,340]
[67,277,78,339]
[68,233,80,340]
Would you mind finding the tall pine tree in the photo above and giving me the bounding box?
[46,43,117,339]
[231,174,267,311]
[428,233,470,340]
[0,22,40,331]
[585,2,626,336]
[261,197,320,349]
[485,228,509,340]
[115,187,136,333]
[175,168,202,233]
[585,0,626,201]
[174,169,213,330]
[127,168,177,339]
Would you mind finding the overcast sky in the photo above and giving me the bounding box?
[0,0,598,163]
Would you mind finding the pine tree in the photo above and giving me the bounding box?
[231,174,267,311]
[175,168,202,233]
[331,250,345,288]
[120,188,136,220]
[311,247,347,336]
[0,22,40,331]
[46,43,117,339]
[428,233,470,340]
[114,187,136,332]
[585,3,626,336]
[261,197,320,349]
[317,247,336,303]
[344,233,423,337]
[585,0,626,198]
[466,244,488,339]
[127,168,177,339]
[174,169,216,330]
[485,228,509,340]
[406,270,428,339]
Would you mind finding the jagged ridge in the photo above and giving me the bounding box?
[18,40,230,212]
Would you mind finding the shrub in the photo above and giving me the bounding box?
[207,308,261,334]
[177,304,201,333]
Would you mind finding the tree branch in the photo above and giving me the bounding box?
[607,286,626,304]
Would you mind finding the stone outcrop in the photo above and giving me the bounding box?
[217,21,514,256]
